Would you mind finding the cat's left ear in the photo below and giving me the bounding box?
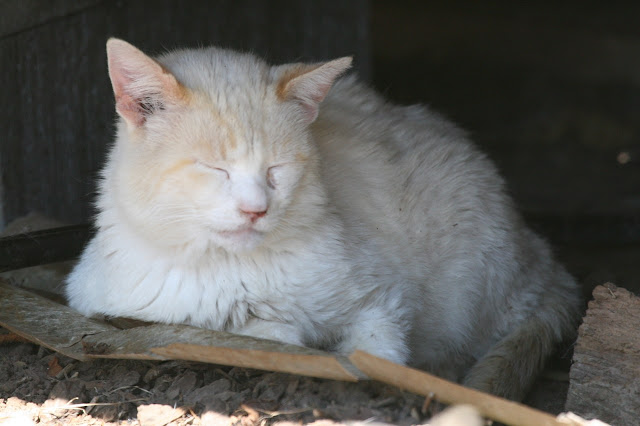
[106,38,187,128]
[275,57,352,124]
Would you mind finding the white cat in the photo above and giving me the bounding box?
[66,38,582,400]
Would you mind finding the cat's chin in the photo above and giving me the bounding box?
[214,228,265,252]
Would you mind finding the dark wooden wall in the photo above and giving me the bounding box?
[372,1,640,218]
[371,1,640,293]
[0,0,370,227]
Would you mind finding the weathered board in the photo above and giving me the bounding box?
[565,283,640,425]
[0,224,91,272]
[82,324,364,382]
[0,280,362,381]
[0,281,115,360]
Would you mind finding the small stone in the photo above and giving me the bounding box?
[285,378,299,396]
[91,404,119,422]
[120,370,141,387]
[137,404,186,426]
[10,344,36,358]
[152,374,174,393]
[224,389,251,412]
[47,380,87,403]
[6,397,27,408]
[201,409,231,425]
[165,370,198,400]
[217,390,237,402]
[108,365,141,387]
[185,379,232,406]
[143,368,160,384]
[253,374,286,402]
[75,360,97,373]
[429,405,483,426]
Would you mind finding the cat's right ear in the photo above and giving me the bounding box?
[275,57,352,124]
[106,38,187,128]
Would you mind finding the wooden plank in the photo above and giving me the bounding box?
[565,283,640,425]
[82,324,364,382]
[0,280,116,360]
[0,280,364,382]
[373,3,640,219]
[349,351,569,426]
[0,224,91,272]
[153,343,361,382]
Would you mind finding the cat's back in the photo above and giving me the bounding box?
[313,77,516,252]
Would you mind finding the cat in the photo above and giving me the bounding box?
[66,38,582,401]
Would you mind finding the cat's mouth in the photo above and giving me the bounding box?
[214,226,265,251]
[217,227,263,242]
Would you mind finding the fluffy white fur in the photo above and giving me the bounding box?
[66,39,582,400]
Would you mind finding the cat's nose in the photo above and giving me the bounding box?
[240,208,267,222]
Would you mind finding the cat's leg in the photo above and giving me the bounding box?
[462,317,557,401]
[232,318,305,347]
[335,306,410,365]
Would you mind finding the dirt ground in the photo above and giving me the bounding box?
[0,337,423,425]
[0,333,571,426]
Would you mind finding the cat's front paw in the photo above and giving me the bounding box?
[349,345,409,365]
[232,319,305,347]
[336,308,410,365]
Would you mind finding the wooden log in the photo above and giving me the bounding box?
[565,283,640,424]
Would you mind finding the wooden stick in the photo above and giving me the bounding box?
[349,350,574,426]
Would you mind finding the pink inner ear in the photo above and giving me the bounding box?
[278,57,352,125]
[293,80,338,124]
[115,93,147,127]
[107,39,184,128]
[108,54,150,127]
[309,82,331,103]
[298,101,320,123]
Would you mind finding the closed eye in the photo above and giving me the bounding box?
[196,161,229,179]
[267,165,282,189]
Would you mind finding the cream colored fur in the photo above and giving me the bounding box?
[66,39,582,400]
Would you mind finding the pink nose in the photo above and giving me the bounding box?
[241,208,267,222]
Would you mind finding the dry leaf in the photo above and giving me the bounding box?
[47,356,63,377]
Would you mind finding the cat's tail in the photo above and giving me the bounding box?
[462,276,582,401]
[461,317,554,400]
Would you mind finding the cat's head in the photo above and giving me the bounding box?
[100,39,351,254]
